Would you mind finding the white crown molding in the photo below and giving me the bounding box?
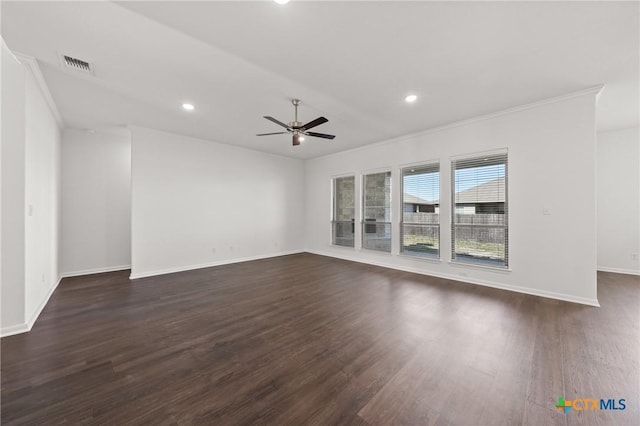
[597,124,640,135]
[2,37,21,64]
[311,85,606,162]
[13,51,64,127]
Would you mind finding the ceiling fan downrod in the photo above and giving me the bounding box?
[290,99,302,129]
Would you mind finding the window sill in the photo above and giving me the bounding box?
[359,248,393,256]
[448,261,512,273]
[329,243,356,250]
[398,253,442,264]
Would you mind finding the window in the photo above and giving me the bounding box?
[362,171,391,252]
[332,176,355,247]
[451,152,508,268]
[401,163,440,258]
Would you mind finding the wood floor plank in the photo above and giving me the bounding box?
[525,300,565,410]
[1,255,638,425]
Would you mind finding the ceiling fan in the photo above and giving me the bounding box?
[257,99,336,146]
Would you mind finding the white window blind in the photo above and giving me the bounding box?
[332,176,355,247]
[401,163,440,258]
[451,153,508,268]
[362,171,392,252]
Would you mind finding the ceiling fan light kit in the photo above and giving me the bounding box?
[257,98,336,146]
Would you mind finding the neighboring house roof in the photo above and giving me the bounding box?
[404,176,505,205]
[403,194,437,205]
[454,176,505,204]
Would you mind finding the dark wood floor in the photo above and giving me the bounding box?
[1,253,638,425]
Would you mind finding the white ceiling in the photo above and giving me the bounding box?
[2,1,638,159]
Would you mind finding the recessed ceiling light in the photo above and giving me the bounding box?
[405,94,418,103]
[274,0,290,4]
[182,103,195,111]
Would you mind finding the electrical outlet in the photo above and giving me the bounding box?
[211,248,216,254]
[229,246,233,252]
[632,253,639,261]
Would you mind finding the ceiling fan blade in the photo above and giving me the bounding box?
[264,116,290,129]
[293,134,301,146]
[305,131,336,140]
[256,132,288,136]
[301,116,328,131]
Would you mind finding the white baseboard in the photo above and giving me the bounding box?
[0,323,30,338]
[3,250,603,338]
[130,250,304,280]
[1,275,63,338]
[25,275,63,330]
[59,264,131,279]
[306,249,600,307]
[597,266,640,276]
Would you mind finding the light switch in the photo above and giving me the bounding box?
[28,205,34,216]
[543,207,552,215]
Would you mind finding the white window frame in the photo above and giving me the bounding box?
[400,162,441,259]
[331,175,356,248]
[451,150,509,269]
[361,170,392,253]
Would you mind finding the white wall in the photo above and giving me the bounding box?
[1,41,27,331]
[597,127,640,275]
[130,126,305,278]
[1,42,61,336]
[24,68,61,321]
[305,89,600,306]
[61,129,131,275]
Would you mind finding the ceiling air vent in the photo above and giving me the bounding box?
[60,54,94,75]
